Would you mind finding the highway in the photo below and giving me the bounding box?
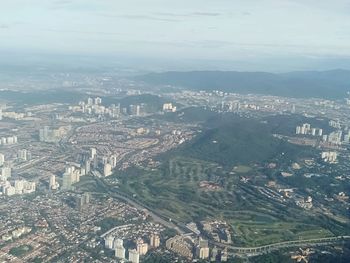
[96,178,185,234]
[210,236,350,254]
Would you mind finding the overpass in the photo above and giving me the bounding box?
[210,236,350,254]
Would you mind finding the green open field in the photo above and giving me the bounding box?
[114,157,340,246]
[233,165,252,174]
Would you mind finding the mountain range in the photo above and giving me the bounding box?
[137,69,350,99]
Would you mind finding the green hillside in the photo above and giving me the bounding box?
[174,115,313,166]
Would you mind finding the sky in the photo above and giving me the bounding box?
[1,0,350,71]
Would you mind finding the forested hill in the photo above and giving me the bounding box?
[137,69,350,99]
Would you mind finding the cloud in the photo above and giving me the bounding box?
[43,28,125,37]
[0,24,10,29]
[119,14,179,22]
[154,11,223,18]
[98,13,180,22]
[50,0,73,9]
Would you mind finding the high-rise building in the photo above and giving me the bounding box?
[197,237,209,259]
[221,248,228,262]
[105,235,114,249]
[81,192,90,206]
[85,159,91,174]
[128,249,140,263]
[76,192,90,210]
[211,246,218,262]
[102,156,108,165]
[1,167,11,179]
[87,97,93,106]
[136,239,148,255]
[90,148,97,160]
[199,247,210,259]
[104,163,112,177]
[114,239,125,259]
[49,175,59,190]
[62,166,80,190]
[3,185,15,196]
[114,238,123,248]
[129,105,141,116]
[14,180,25,194]
[18,149,28,161]
[109,155,118,168]
[0,153,5,166]
[150,234,160,248]
[115,245,126,259]
[94,97,102,105]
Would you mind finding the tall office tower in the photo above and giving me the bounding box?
[0,153,4,166]
[1,167,11,179]
[128,249,140,263]
[150,234,160,248]
[90,148,97,160]
[103,163,112,177]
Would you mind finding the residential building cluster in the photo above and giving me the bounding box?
[321,151,338,163]
[103,224,162,263]
[165,235,223,261]
[163,103,177,112]
[295,123,323,136]
[0,135,18,145]
[1,179,36,196]
[39,126,70,143]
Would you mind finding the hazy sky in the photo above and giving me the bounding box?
[1,0,350,69]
